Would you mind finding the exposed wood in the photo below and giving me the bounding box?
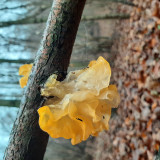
[3,0,86,159]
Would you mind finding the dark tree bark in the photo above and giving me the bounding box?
[4,0,86,159]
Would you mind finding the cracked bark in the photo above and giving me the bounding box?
[4,0,86,160]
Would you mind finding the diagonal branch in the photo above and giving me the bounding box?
[3,0,86,159]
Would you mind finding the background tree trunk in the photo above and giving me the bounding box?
[4,0,86,159]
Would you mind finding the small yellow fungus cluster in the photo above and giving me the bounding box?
[19,56,120,145]
[19,64,33,88]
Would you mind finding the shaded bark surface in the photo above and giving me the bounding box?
[4,0,86,159]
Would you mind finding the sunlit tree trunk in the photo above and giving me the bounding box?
[4,0,86,159]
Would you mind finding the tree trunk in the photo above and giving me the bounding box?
[4,0,86,159]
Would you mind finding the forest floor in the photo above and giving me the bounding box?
[90,0,160,160]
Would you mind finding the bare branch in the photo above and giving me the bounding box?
[4,0,86,159]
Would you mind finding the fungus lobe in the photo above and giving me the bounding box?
[19,64,32,88]
[19,56,120,145]
[38,56,120,145]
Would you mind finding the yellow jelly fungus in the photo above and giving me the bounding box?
[19,64,32,88]
[38,56,120,145]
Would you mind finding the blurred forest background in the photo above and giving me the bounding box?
[0,0,159,160]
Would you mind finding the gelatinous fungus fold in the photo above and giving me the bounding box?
[19,64,32,88]
[19,56,120,145]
